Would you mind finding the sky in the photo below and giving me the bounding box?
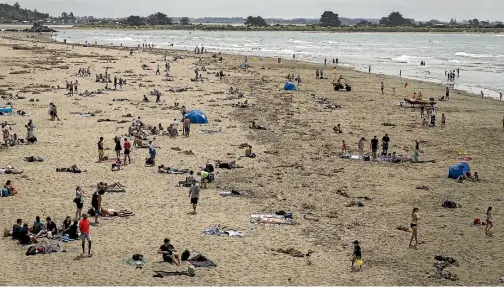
[2,0,503,21]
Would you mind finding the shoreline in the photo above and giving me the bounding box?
[49,31,502,100]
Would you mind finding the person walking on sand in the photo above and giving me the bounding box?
[380,82,384,95]
[409,207,420,247]
[485,207,493,235]
[441,113,446,128]
[79,214,92,257]
[156,64,160,75]
[445,87,450,100]
[189,182,200,214]
[351,240,362,270]
[97,137,104,161]
[114,136,122,159]
[74,186,84,219]
[500,92,503,101]
[114,75,117,90]
[368,65,371,74]
[123,138,131,165]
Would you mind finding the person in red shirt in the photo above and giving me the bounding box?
[123,138,131,165]
[79,214,92,257]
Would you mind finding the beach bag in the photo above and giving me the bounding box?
[1,188,9,197]
[132,254,144,261]
[181,250,190,261]
[145,158,153,165]
[207,173,215,183]
[204,164,214,173]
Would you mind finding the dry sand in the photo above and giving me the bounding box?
[0,31,503,285]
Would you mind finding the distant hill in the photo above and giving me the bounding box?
[0,3,49,23]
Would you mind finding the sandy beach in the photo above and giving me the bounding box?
[0,31,503,285]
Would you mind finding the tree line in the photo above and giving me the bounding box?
[122,13,191,26]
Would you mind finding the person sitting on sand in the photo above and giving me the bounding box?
[111,158,122,171]
[244,145,256,158]
[61,216,72,233]
[18,223,38,245]
[158,238,182,265]
[333,124,342,133]
[36,217,58,239]
[3,180,18,196]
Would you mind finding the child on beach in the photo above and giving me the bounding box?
[441,113,446,128]
[351,240,362,270]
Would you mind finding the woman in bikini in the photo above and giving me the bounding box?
[409,207,420,247]
[485,207,493,235]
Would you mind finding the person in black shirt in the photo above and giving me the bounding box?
[370,136,379,160]
[18,224,37,245]
[91,189,106,224]
[381,134,390,156]
[157,238,181,265]
[12,219,22,240]
[114,136,122,159]
[66,220,79,239]
[352,240,362,270]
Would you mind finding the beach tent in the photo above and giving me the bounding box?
[183,110,209,124]
[284,82,297,91]
[448,162,470,179]
[0,106,13,114]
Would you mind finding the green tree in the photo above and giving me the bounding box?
[69,12,74,18]
[179,17,190,25]
[244,16,268,27]
[319,11,341,27]
[379,11,413,26]
[61,12,68,19]
[356,20,372,26]
[13,2,20,10]
[146,12,173,25]
[125,15,146,26]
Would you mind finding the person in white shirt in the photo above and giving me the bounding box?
[171,119,179,137]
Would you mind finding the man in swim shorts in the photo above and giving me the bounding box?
[79,214,92,257]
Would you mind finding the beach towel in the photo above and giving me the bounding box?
[198,129,221,135]
[203,226,244,237]
[123,257,146,268]
[188,254,217,268]
[219,190,241,197]
[251,213,294,225]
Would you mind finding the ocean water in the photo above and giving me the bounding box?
[54,30,504,98]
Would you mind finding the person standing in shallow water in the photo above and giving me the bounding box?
[409,207,420,247]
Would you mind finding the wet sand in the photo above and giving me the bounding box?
[0,32,503,285]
